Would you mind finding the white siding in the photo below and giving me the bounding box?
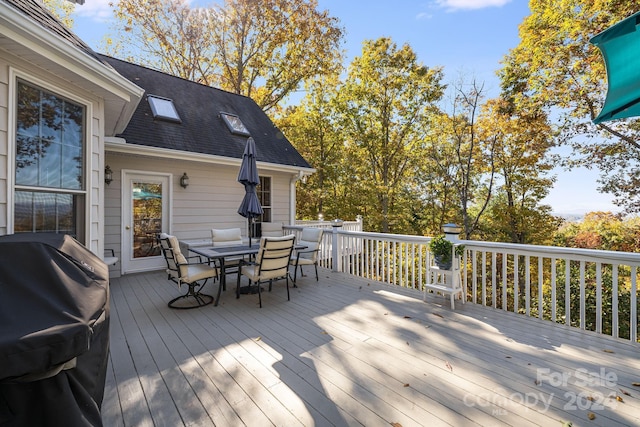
[105,153,295,266]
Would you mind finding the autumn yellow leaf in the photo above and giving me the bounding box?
[588,412,596,420]
[603,349,615,353]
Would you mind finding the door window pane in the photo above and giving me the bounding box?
[132,182,162,258]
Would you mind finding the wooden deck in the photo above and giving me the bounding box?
[102,268,640,427]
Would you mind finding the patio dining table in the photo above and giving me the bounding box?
[187,243,307,295]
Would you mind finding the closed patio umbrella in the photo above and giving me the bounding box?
[591,11,640,124]
[237,137,263,246]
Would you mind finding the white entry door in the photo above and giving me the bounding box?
[122,171,171,274]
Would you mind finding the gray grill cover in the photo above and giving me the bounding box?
[0,233,110,427]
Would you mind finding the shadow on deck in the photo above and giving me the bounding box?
[102,268,640,426]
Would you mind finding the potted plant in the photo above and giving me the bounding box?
[429,235,465,270]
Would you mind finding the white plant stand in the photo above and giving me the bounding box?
[423,250,464,310]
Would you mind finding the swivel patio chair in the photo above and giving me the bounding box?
[236,235,296,308]
[159,233,220,309]
[291,228,324,285]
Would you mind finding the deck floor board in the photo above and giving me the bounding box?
[102,269,640,426]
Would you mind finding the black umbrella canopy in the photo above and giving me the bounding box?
[237,137,263,245]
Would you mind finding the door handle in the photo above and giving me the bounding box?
[125,225,131,230]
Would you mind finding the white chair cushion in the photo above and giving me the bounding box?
[211,228,243,247]
[261,222,283,237]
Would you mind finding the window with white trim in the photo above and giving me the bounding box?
[14,80,86,240]
[257,176,271,222]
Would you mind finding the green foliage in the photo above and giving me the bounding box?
[428,235,464,267]
[500,1,640,213]
[110,0,344,111]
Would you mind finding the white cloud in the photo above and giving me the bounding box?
[416,12,433,20]
[73,0,113,22]
[435,0,512,11]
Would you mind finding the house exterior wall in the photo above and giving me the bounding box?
[0,51,106,255]
[105,152,294,275]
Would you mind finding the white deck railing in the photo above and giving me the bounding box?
[285,227,640,343]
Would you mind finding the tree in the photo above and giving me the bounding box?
[501,1,640,213]
[277,74,348,220]
[431,78,496,239]
[478,97,560,244]
[336,38,445,233]
[111,0,343,111]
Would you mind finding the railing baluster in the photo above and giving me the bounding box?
[525,255,531,316]
[492,251,497,309]
[580,261,586,330]
[596,262,602,334]
[565,261,571,326]
[551,258,557,323]
[612,264,618,338]
[538,257,543,320]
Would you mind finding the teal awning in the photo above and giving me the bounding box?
[590,12,640,124]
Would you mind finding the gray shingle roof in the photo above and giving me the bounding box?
[4,0,102,63]
[100,55,311,169]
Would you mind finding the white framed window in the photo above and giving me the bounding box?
[257,176,271,222]
[13,80,86,240]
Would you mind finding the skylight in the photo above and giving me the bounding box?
[148,95,181,123]
[220,112,250,136]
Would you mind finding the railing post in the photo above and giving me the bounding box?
[331,219,344,272]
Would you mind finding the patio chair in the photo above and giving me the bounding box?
[260,222,283,237]
[291,228,323,285]
[236,235,296,308]
[211,228,245,286]
[159,233,220,309]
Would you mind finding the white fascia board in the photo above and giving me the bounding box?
[105,140,316,175]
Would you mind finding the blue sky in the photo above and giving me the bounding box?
[71,0,619,215]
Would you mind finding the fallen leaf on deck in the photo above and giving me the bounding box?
[535,380,541,385]
[620,389,631,396]
[632,382,640,387]
[587,396,594,402]
[403,315,412,319]
[255,337,261,341]
[403,383,410,387]
[616,395,624,402]
[587,412,596,420]
[445,361,453,372]
[603,349,615,353]
[390,423,402,427]
[505,356,512,358]
[561,422,573,427]
[433,313,444,318]
[321,331,328,335]
[384,312,389,315]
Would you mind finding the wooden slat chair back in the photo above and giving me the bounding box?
[236,234,296,308]
[159,233,220,309]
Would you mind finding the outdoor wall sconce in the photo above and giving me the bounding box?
[104,165,113,185]
[180,172,189,189]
